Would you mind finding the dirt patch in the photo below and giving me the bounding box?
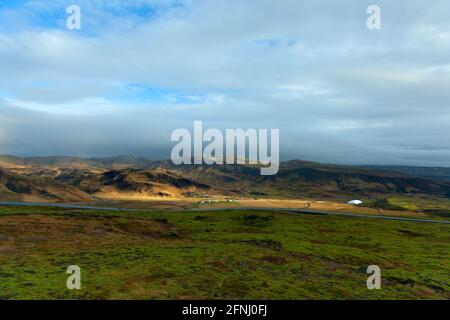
[385,276,416,287]
[261,255,287,264]
[289,252,313,261]
[208,259,228,271]
[320,258,344,271]
[0,215,177,253]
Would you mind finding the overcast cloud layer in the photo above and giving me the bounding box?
[0,0,449,166]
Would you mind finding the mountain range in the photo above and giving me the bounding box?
[1,155,450,203]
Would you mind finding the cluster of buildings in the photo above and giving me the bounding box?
[198,198,234,205]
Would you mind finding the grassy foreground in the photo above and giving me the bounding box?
[0,206,448,300]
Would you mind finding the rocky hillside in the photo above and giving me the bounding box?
[55,168,214,198]
[0,168,92,202]
[1,155,450,202]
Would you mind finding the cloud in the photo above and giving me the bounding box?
[0,0,449,166]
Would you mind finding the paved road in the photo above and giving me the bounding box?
[0,201,449,225]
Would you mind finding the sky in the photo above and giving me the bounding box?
[0,0,449,166]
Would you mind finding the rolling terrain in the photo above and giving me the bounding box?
[1,155,450,212]
[0,205,448,299]
[1,156,449,300]
[161,160,450,200]
[362,165,450,181]
[0,168,92,203]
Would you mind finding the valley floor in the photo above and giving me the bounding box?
[37,196,450,219]
[0,206,448,299]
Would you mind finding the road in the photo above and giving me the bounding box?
[0,201,449,225]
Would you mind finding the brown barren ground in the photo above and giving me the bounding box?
[90,197,429,218]
[0,215,176,254]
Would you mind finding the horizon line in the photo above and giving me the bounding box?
[1,154,449,169]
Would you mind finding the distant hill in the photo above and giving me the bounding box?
[56,167,216,198]
[1,155,450,202]
[156,160,450,199]
[0,154,156,170]
[361,165,450,181]
[0,168,92,202]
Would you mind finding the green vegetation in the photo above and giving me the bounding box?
[364,198,408,211]
[0,206,449,300]
[388,195,450,211]
[363,196,450,220]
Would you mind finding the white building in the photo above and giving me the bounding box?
[347,200,363,205]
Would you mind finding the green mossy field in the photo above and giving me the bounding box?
[0,206,448,300]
